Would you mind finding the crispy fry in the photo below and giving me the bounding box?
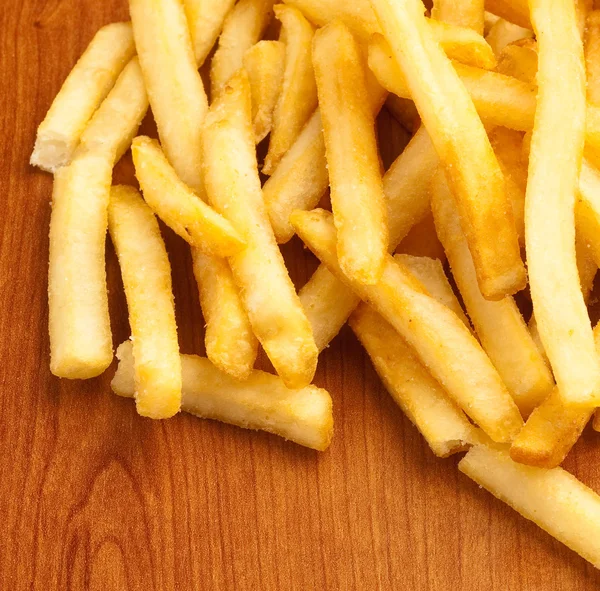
[586,11,600,105]
[312,21,388,285]
[431,171,554,417]
[130,0,208,193]
[262,5,317,174]
[368,34,536,133]
[210,0,275,100]
[431,0,484,34]
[202,70,317,388]
[495,38,538,84]
[459,444,600,569]
[526,0,600,407]
[350,303,479,457]
[370,0,525,299]
[183,0,236,66]
[108,186,181,419]
[243,40,286,143]
[485,17,533,57]
[112,341,333,451]
[31,22,135,172]
[291,209,523,442]
[131,136,245,256]
[397,215,447,263]
[48,152,113,378]
[484,0,530,29]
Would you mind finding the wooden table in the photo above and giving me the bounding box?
[2,2,600,589]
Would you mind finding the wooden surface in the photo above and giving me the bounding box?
[2,2,600,589]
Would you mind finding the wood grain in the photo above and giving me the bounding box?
[2,2,600,589]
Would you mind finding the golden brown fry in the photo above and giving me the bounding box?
[312,21,388,285]
[526,0,600,408]
[350,303,479,457]
[586,11,600,105]
[112,341,333,451]
[130,0,208,193]
[210,0,275,100]
[484,0,530,29]
[431,171,554,417]
[48,152,113,378]
[132,136,245,256]
[183,0,236,66]
[431,0,484,34]
[262,5,317,174]
[459,444,600,569]
[495,38,538,84]
[291,209,523,442]
[31,22,135,172]
[191,249,259,380]
[485,17,533,57]
[370,0,525,300]
[243,40,286,143]
[108,186,181,419]
[202,70,317,388]
[397,214,447,262]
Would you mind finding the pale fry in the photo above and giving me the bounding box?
[210,0,275,100]
[132,136,245,256]
[495,39,538,84]
[431,0,484,34]
[485,17,533,57]
[108,186,181,419]
[243,40,286,143]
[431,171,554,417]
[262,5,318,174]
[585,11,600,105]
[191,249,259,380]
[202,71,317,389]
[349,303,479,457]
[526,0,600,407]
[369,0,525,299]
[31,22,135,172]
[313,21,388,285]
[484,0,530,29]
[291,209,523,442]
[368,34,537,133]
[130,0,207,193]
[48,152,113,378]
[183,0,236,66]
[112,341,333,451]
[459,444,600,569]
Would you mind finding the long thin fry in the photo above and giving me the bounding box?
[202,71,317,389]
[262,5,317,174]
[459,444,600,569]
[291,209,523,442]
[370,0,525,300]
[31,22,135,172]
[112,341,333,451]
[349,303,479,457]
[431,0,484,34]
[526,0,600,408]
[108,186,181,419]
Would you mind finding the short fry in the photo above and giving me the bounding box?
[202,71,317,389]
[31,22,135,172]
[132,136,245,257]
[112,341,333,451]
[291,209,523,442]
[431,0,484,35]
[108,186,181,419]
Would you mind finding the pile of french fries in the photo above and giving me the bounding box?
[32,0,600,570]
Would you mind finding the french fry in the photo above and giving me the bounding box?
[368,34,536,133]
[191,249,259,380]
[397,214,447,263]
[312,21,388,285]
[431,0,484,35]
[291,209,523,442]
[484,0,530,29]
[370,0,525,300]
[525,0,600,407]
[131,136,245,257]
[459,444,600,569]
[31,22,135,172]
[349,303,480,457]
[485,17,533,57]
[243,40,286,143]
[183,0,236,66]
[130,0,208,193]
[112,341,333,451]
[48,151,113,378]
[576,160,600,269]
[431,171,554,417]
[262,5,318,174]
[585,11,600,105]
[108,186,181,419]
[495,38,538,84]
[202,70,317,389]
[210,0,275,100]
[484,11,500,35]
[396,254,470,328]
